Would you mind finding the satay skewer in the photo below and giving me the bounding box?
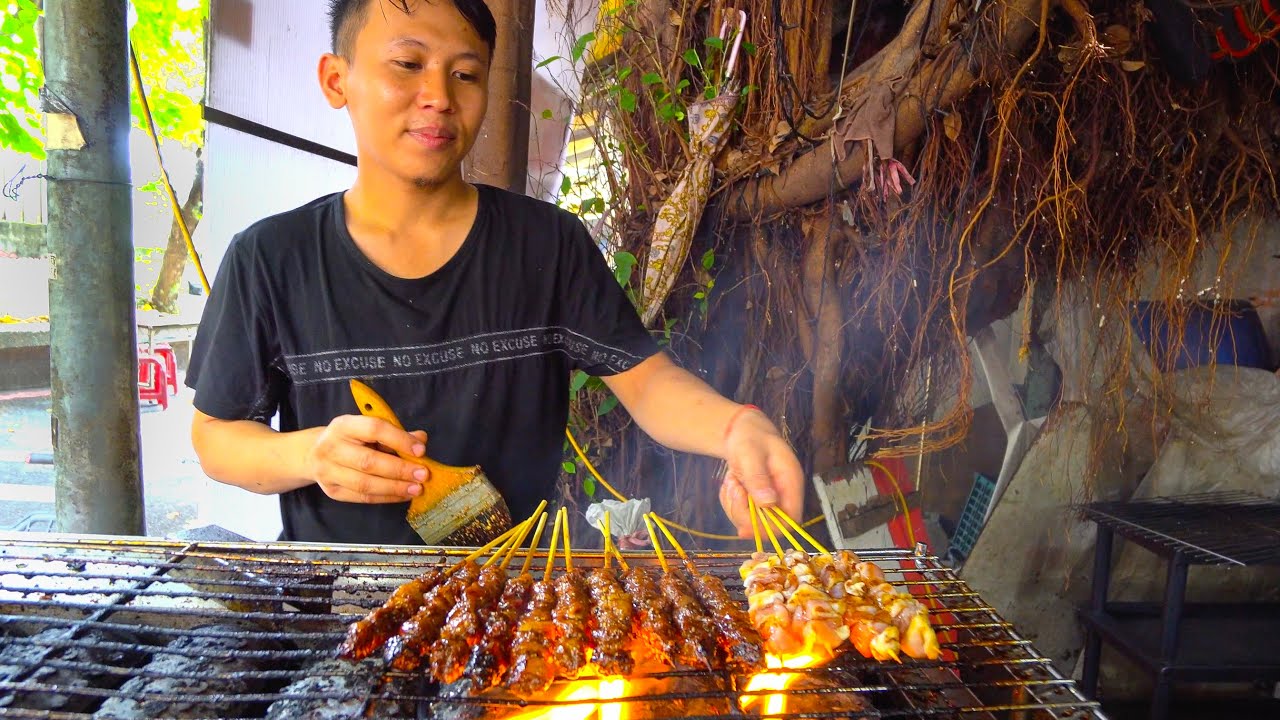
[767,506,830,555]
[465,510,548,688]
[749,497,764,555]
[601,511,630,571]
[505,508,564,694]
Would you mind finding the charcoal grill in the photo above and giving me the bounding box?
[0,531,1105,719]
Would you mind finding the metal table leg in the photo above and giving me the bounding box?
[1151,550,1188,720]
[1081,524,1113,699]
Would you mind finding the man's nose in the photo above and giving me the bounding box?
[416,69,454,111]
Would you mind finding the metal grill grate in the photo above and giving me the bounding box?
[1081,491,1280,566]
[0,533,1106,719]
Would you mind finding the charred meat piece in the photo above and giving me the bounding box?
[504,579,559,695]
[430,565,509,683]
[466,572,534,688]
[659,570,720,668]
[552,568,591,678]
[337,567,443,660]
[621,566,682,666]
[690,571,765,671]
[584,566,634,676]
[383,561,480,672]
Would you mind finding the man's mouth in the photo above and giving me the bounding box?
[408,127,456,149]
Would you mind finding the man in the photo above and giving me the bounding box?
[186,0,803,545]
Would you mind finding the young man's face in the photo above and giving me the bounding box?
[320,1,490,189]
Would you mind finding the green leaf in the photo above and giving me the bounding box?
[704,37,725,50]
[596,395,619,416]
[616,67,632,82]
[541,108,554,119]
[682,49,701,67]
[583,477,597,498]
[642,72,662,85]
[619,88,637,113]
[613,251,637,287]
[562,460,576,474]
[138,179,165,194]
[742,42,758,56]
[701,248,715,271]
[536,55,562,69]
[571,32,597,62]
[560,174,573,195]
[676,79,691,91]
[570,370,590,393]
[704,86,716,100]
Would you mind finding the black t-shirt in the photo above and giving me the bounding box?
[185,184,659,545]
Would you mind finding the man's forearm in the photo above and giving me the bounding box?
[191,415,319,495]
[607,357,744,459]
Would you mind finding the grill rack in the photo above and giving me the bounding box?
[0,533,1106,719]
[1080,490,1280,566]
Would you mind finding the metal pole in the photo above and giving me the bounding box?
[464,0,534,194]
[43,0,145,535]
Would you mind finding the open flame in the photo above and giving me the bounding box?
[740,653,823,718]
[506,676,629,720]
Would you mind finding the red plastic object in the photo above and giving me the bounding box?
[138,355,169,410]
[148,343,179,394]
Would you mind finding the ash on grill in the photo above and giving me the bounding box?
[0,535,1107,720]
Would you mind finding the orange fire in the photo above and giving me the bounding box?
[740,653,823,718]
[505,676,630,720]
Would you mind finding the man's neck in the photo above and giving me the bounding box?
[341,171,480,278]
[344,172,476,241]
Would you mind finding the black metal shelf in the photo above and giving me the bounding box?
[1078,492,1280,720]
[1079,602,1280,681]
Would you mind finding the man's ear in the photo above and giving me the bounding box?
[318,53,349,109]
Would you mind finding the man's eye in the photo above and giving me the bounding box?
[393,60,421,70]
[454,71,478,82]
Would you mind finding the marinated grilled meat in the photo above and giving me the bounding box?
[383,561,480,671]
[584,566,634,676]
[504,579,559,695]
[430,565,509,683]
[552,568,591,678]
[689,571,764,671]
[659,570,720,668]
[466,572,534,688]
[337,567,442,660]
[621,566,682,666]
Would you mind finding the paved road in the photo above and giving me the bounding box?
[0,374,281,539]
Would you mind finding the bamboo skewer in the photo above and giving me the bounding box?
[456,521,527,572]
[649,514,692,570]
[500,503,545,569]
[520,512,550,576]
[544,508,564,583]
[756,502,785,559]
[768,505,830,555]
[748,497,763,555]
[762,506,804,552]
[602,512,630,571]
[559,508,574,572]
[642,514,669,573]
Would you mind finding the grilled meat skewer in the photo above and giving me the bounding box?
[551,569,591,678]
[383,561,481,671]
[621,566,682,666]
[689,571,764,671]
[465,572,535,688]
[504,579,559,694]
[585,566,634,676]
[429,565,509,683]
[337,568,443,661]
[659,570,719,668]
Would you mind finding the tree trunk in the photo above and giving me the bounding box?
[147,153,203,314]
[722,0,1048,220]
[801,215,846,476]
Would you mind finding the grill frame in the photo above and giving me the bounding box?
[1080,490,1280,566]
[0,531,1107,719]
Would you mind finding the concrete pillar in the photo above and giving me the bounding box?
[43,0,145,535]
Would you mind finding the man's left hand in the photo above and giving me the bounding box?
[718,407,805,539]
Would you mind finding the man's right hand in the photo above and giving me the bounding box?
[303,415,430,503]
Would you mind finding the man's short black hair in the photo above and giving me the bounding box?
[327,0,497,61]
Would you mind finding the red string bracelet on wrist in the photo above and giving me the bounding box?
[723,404,762,443]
